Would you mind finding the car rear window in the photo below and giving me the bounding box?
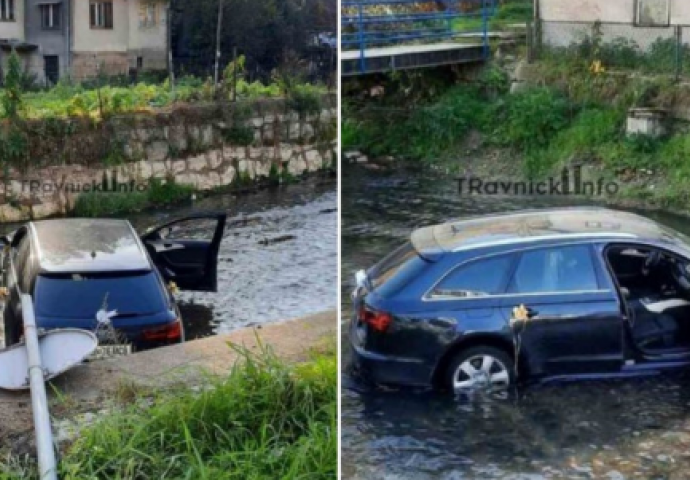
[34,271,168,319]
[368,242,429,298]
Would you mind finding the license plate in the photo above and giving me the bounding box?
[88,344,132,361]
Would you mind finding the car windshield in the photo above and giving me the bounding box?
[34,271,168,319]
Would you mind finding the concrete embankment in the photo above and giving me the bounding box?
[0,310,337,453]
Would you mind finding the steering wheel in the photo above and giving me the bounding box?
[642,250,662,276]
[671,261,690,293]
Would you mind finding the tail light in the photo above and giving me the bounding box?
[358,306,392,332]
[142,319,182,341]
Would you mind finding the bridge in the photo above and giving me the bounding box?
[341,0,495,76]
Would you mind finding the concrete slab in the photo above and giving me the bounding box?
[341,42,480,60]
[0,310,337,450]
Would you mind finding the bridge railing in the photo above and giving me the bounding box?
[341,0,496,74]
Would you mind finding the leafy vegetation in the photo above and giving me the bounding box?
[73,178,196,217]
[344,45,690,209]
[0,71,324,120]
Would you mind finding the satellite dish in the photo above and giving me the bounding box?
[0,329,98,390]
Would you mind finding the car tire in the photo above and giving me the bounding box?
[3,308,20,347]
[445,346,515,393]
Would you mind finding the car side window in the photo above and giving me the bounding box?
[431,255,514,298]
[508,245,599,294]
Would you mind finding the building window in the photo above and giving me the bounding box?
[0,0,15,21]
[90,1,113,29]
[139,2,157,28]
[635,0,670,27]
[137,56,143,69]
[41,4,61,30]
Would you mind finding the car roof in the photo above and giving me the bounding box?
[411,207,690,254]
[29,219,152,274]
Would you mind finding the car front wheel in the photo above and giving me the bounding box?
[445,346,515,393]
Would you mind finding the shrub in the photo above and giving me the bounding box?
[491,87,571,152]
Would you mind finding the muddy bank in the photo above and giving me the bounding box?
[0,309,336,455]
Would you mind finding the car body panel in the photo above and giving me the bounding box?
[141,212,226,292]
[350,207,690,388]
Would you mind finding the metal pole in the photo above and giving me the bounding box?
[482,0,489,59]
[21,294,57,480]
[676,25,683,82]
[232,46,237,102]
[213,0,224,92]
[167,5,176,95]
[357,3,365,74]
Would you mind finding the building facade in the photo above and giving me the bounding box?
[0,0,169,85]
[538,0,690,50]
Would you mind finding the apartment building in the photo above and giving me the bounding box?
[0,0,169,85]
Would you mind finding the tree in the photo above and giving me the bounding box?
[2,50,23,119]
[171,0,336,80]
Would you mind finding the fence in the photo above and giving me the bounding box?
[534,19,690,79]
[341,0,495,74]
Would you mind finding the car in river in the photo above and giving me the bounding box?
[0,214,226,354]
[350,207,690,392]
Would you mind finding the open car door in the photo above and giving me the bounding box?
[141,213,226,292]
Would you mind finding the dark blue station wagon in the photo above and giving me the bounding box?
[350,208,690,392]
[0,214,225,350]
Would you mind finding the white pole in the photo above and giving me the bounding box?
[213,0,224,92]
[21,294,57,480]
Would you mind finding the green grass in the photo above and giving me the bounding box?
[0,341,336,479]
[73,179,195,217]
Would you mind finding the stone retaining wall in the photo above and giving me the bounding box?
[0,94,337,222]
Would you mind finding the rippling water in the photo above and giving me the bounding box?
[341,164,690,479]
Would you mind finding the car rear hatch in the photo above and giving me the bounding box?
[33,270,176,343]
[352,231,444,346]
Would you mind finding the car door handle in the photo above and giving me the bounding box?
[150,242,185,253]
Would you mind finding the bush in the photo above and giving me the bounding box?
[287,84,323,117]
[491,87,571,152]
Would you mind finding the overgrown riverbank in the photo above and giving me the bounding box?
[343,28,690,214]
[1,340,337,479]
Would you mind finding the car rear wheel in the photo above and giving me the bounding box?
[3,308,20,347]
[445,346,515,393]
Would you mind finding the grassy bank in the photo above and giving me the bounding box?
[2,341,336,479]
[344,34,690,211]
[72,178,196,217]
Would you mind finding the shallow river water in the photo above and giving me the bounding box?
[341,164,690,480]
